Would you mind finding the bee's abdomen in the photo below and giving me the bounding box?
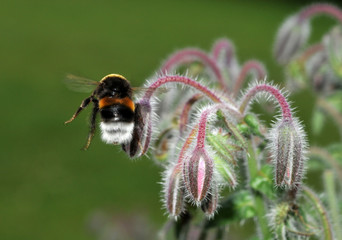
[100,104,134,123]
[99,97,135,111]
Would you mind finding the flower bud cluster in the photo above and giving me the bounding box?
[274,4,342,94]
[120,38,308,221]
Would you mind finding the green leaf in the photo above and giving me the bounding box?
[250,164,275,200]
[244,114,262,136]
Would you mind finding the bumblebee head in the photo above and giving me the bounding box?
[97,74,132,98]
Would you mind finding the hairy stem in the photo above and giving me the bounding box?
[211,39,234,63]
[239,84,292,121]
[299,3,342,23]
[323,170,342,240]
[246,141,272,240]
[233,60,266,97]
[302,186,334,240]
[196,104,242,149]
[297,43,324,64]
[179,93,203,136]
[142,75,227,104]
[161,49,228,90]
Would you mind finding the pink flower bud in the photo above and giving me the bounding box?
[183,148,214,204]
[274,15,310,64]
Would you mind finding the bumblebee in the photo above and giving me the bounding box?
[65,74,143,151]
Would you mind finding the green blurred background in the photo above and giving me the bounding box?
[1,0,341,239]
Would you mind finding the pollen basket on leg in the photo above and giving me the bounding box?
[100,122,134,144]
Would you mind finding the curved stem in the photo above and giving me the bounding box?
[297,43,324,64]
[196,104,242,149]
[141,75,226,104]
[176,126,198,165]
[302,186,334,240]
[161,49,229,91]
[211,38,234,64]
[239,84,292,121]
[246,140,271,239]
[299,3,342,23]
[179,93,203,136]
[323,170,342,240]
[233,60,266,97]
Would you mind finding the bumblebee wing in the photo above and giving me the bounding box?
[65,74,100,93]
[131,87,170,95]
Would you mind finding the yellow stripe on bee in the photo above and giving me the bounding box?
[100,74,127,82]
[99,97,135,111]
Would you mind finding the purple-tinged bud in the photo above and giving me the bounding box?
[183,148,214,204]
[274,15,310,65]
[165,164,185,218]
[323,26,342,79]
[268,119,307,189]
[201,184,219,218]
[211,38,240,83]
[305,48,340,94]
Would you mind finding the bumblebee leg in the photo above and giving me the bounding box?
[83,101,99,150]
[65,96,92,124]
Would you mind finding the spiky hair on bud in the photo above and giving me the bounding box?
[125,73,228,159]
[238,80,289,115]
[267,202,290,239]
[162,162,186,219]
[239,80,308,191]
[268,117,308,190]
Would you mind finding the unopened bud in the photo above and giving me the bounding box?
[323,26,342,79]
[183,148,214,204]
[269,119,306,188]
[274,15,310,64]
[165,165,185,218]
[201,184,219,218]
[306,49,340,94]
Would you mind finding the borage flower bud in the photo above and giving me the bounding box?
[164,164,185,218]
[201,183,219,218]
[305,49,340,94]
[183,148,214,204]
[274,15,310,64]
[269,118,307,189]
[323,26,342,79]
